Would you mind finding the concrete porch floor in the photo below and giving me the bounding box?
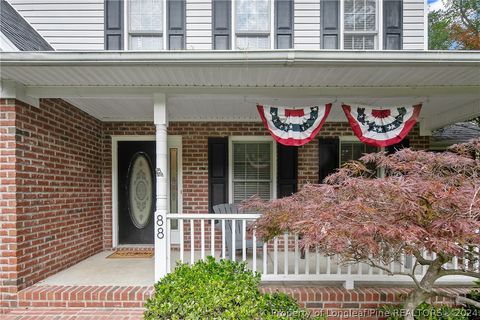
[36,249,361,287]
[37,251,155,286]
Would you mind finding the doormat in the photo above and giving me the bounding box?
[106,250,154,259]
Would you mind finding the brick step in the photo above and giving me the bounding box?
[17,285,154,309]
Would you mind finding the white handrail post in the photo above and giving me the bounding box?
[154,93,168,281]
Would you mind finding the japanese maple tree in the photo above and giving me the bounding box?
[247,138,480,320]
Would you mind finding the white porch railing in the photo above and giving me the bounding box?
[163,213,478,289]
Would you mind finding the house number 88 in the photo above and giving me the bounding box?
[156,215,164,239]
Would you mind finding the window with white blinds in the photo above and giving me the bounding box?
[344,0,377,49]
[129,0,163,50]
[235,0,271,50]
[232,142,272,204]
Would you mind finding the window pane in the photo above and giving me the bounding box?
[130,0,163,32]
[340,141,377,165]
[233,142,272,204]
[236,36,270,49]
[344,0,376,31]
[236,0,270,32]
[344,34,375,50]
[130,36,163,50]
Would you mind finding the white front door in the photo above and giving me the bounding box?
[168,136,182,244]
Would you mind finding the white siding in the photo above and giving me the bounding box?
[403,0,426,50]
[8,0,104,51]
[293,0,320,49]
[185,0,212,50]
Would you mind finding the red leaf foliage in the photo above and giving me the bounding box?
[245,139,480,265]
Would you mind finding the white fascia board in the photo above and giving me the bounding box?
[1,50,479,67]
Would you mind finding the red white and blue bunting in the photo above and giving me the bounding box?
[342,104,422,147]
[257,104,332,146]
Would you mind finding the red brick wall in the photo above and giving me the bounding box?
[101,121,429,249]
[0,99,104,309]
[0,99,20,310]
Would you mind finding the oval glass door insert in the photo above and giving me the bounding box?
[127,152,154,229]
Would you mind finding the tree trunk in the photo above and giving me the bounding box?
[403,258,445,320]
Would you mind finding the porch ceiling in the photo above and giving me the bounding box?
[1,50,479,130]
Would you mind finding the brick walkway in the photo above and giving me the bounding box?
[2,308,144,319]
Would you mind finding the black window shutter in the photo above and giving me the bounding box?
[319,138,339,183]
[387,138,409,154]
[275,0,294,49]
[104,0,124,50]
[212,0,231,50]
[321,0,340,49]
[208,137,229,212]
[167,0,186,49]
[277,144,298,198]
[383,0,403,50]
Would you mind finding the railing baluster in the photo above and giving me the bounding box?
[263,241,268,275]
[231,219,236,262]
[475,247,480,272]
[400,254,405,273]
[274,237,278,275]
[190,219,194,265]
[305,245,310,275]
[252,225,257,272]
[221,220,226,259]
[453,256,458,269]
[180,218,184,263]
[368,255,374,275]
[242,220,246,261]
[337,255,342,275]
[210,219,215,258]
[284,233,288,275]
[464,254,470,271]
[200,219,205,260]
[315,247,320,274]
[294,234,299,275]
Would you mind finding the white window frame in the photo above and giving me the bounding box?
[232,0,274,50]
[124,0,167,50]
[341,0,381,50]
[228,136,277,204]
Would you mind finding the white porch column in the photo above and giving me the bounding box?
[154,93,168,281]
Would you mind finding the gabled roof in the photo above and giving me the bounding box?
[0,0,53,51]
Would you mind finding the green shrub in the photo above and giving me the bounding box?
[380,302,468,320]
[144,257,325,320]
[466,280,480,320]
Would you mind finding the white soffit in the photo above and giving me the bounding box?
[65,95,479,126]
